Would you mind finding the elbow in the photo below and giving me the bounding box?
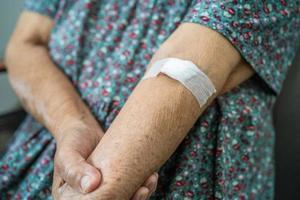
[4,38,40,73]
[4,41,15,68]
[4,31,42,67]
[4,39,22,70]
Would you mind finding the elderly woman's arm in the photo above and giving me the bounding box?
[5,12,157,196]
[57,23,254,200]
[5,11,105,192]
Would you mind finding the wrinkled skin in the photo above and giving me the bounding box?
[6,10,254,199]
[5,11,159,199]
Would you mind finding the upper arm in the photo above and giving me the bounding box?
[6,0,59,64]
[5,11,54,67]
[149,23,243,93]
[7,11,54,47]
[11,0,60,46]
[182,1,300,94]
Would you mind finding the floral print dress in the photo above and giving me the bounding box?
[1,0,300,199]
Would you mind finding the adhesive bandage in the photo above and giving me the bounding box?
[142,58,216,107]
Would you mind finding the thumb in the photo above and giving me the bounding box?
[55,149,101,194]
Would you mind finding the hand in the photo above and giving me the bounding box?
[52,114,158,199]
[53,172,158,200]
[53,120,103,194]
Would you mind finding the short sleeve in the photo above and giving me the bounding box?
[24,0,60,19]
[182,1,300,94]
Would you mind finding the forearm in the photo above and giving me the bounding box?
[5,37,94,141]
[84,76,206,199]
[84,23,242,199]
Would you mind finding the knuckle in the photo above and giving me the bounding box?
[54,154,66,175]
[53,149,85,187]
[64,165,76,179]
[54,150,76,175]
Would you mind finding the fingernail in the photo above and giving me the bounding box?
[139,193,148,200]
[81,175,91,193]
[150,173,159,190]
[148,179,156,191]
[154,172,159,179]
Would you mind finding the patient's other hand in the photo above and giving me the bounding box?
[52,170,158,200]
[53,122,104,194]
[52,118,158,200]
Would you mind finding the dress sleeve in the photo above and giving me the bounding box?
[182,1,300,94]
[24,0,60,19]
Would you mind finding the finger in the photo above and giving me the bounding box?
[55,149,101,194]
[221,61,255,95]
[142,173,158,195]
[144,173,158,199]
[131,172,158,200]
[131,187,150,200]
[55,182,85,200]
[52,168,64,200]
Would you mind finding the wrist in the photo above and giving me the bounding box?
[49,103,102,144]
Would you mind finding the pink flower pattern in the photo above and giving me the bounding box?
[1,0,300,199]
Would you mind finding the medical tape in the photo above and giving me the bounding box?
[142,58,216,107]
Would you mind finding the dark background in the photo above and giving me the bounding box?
[274,47,300,200]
